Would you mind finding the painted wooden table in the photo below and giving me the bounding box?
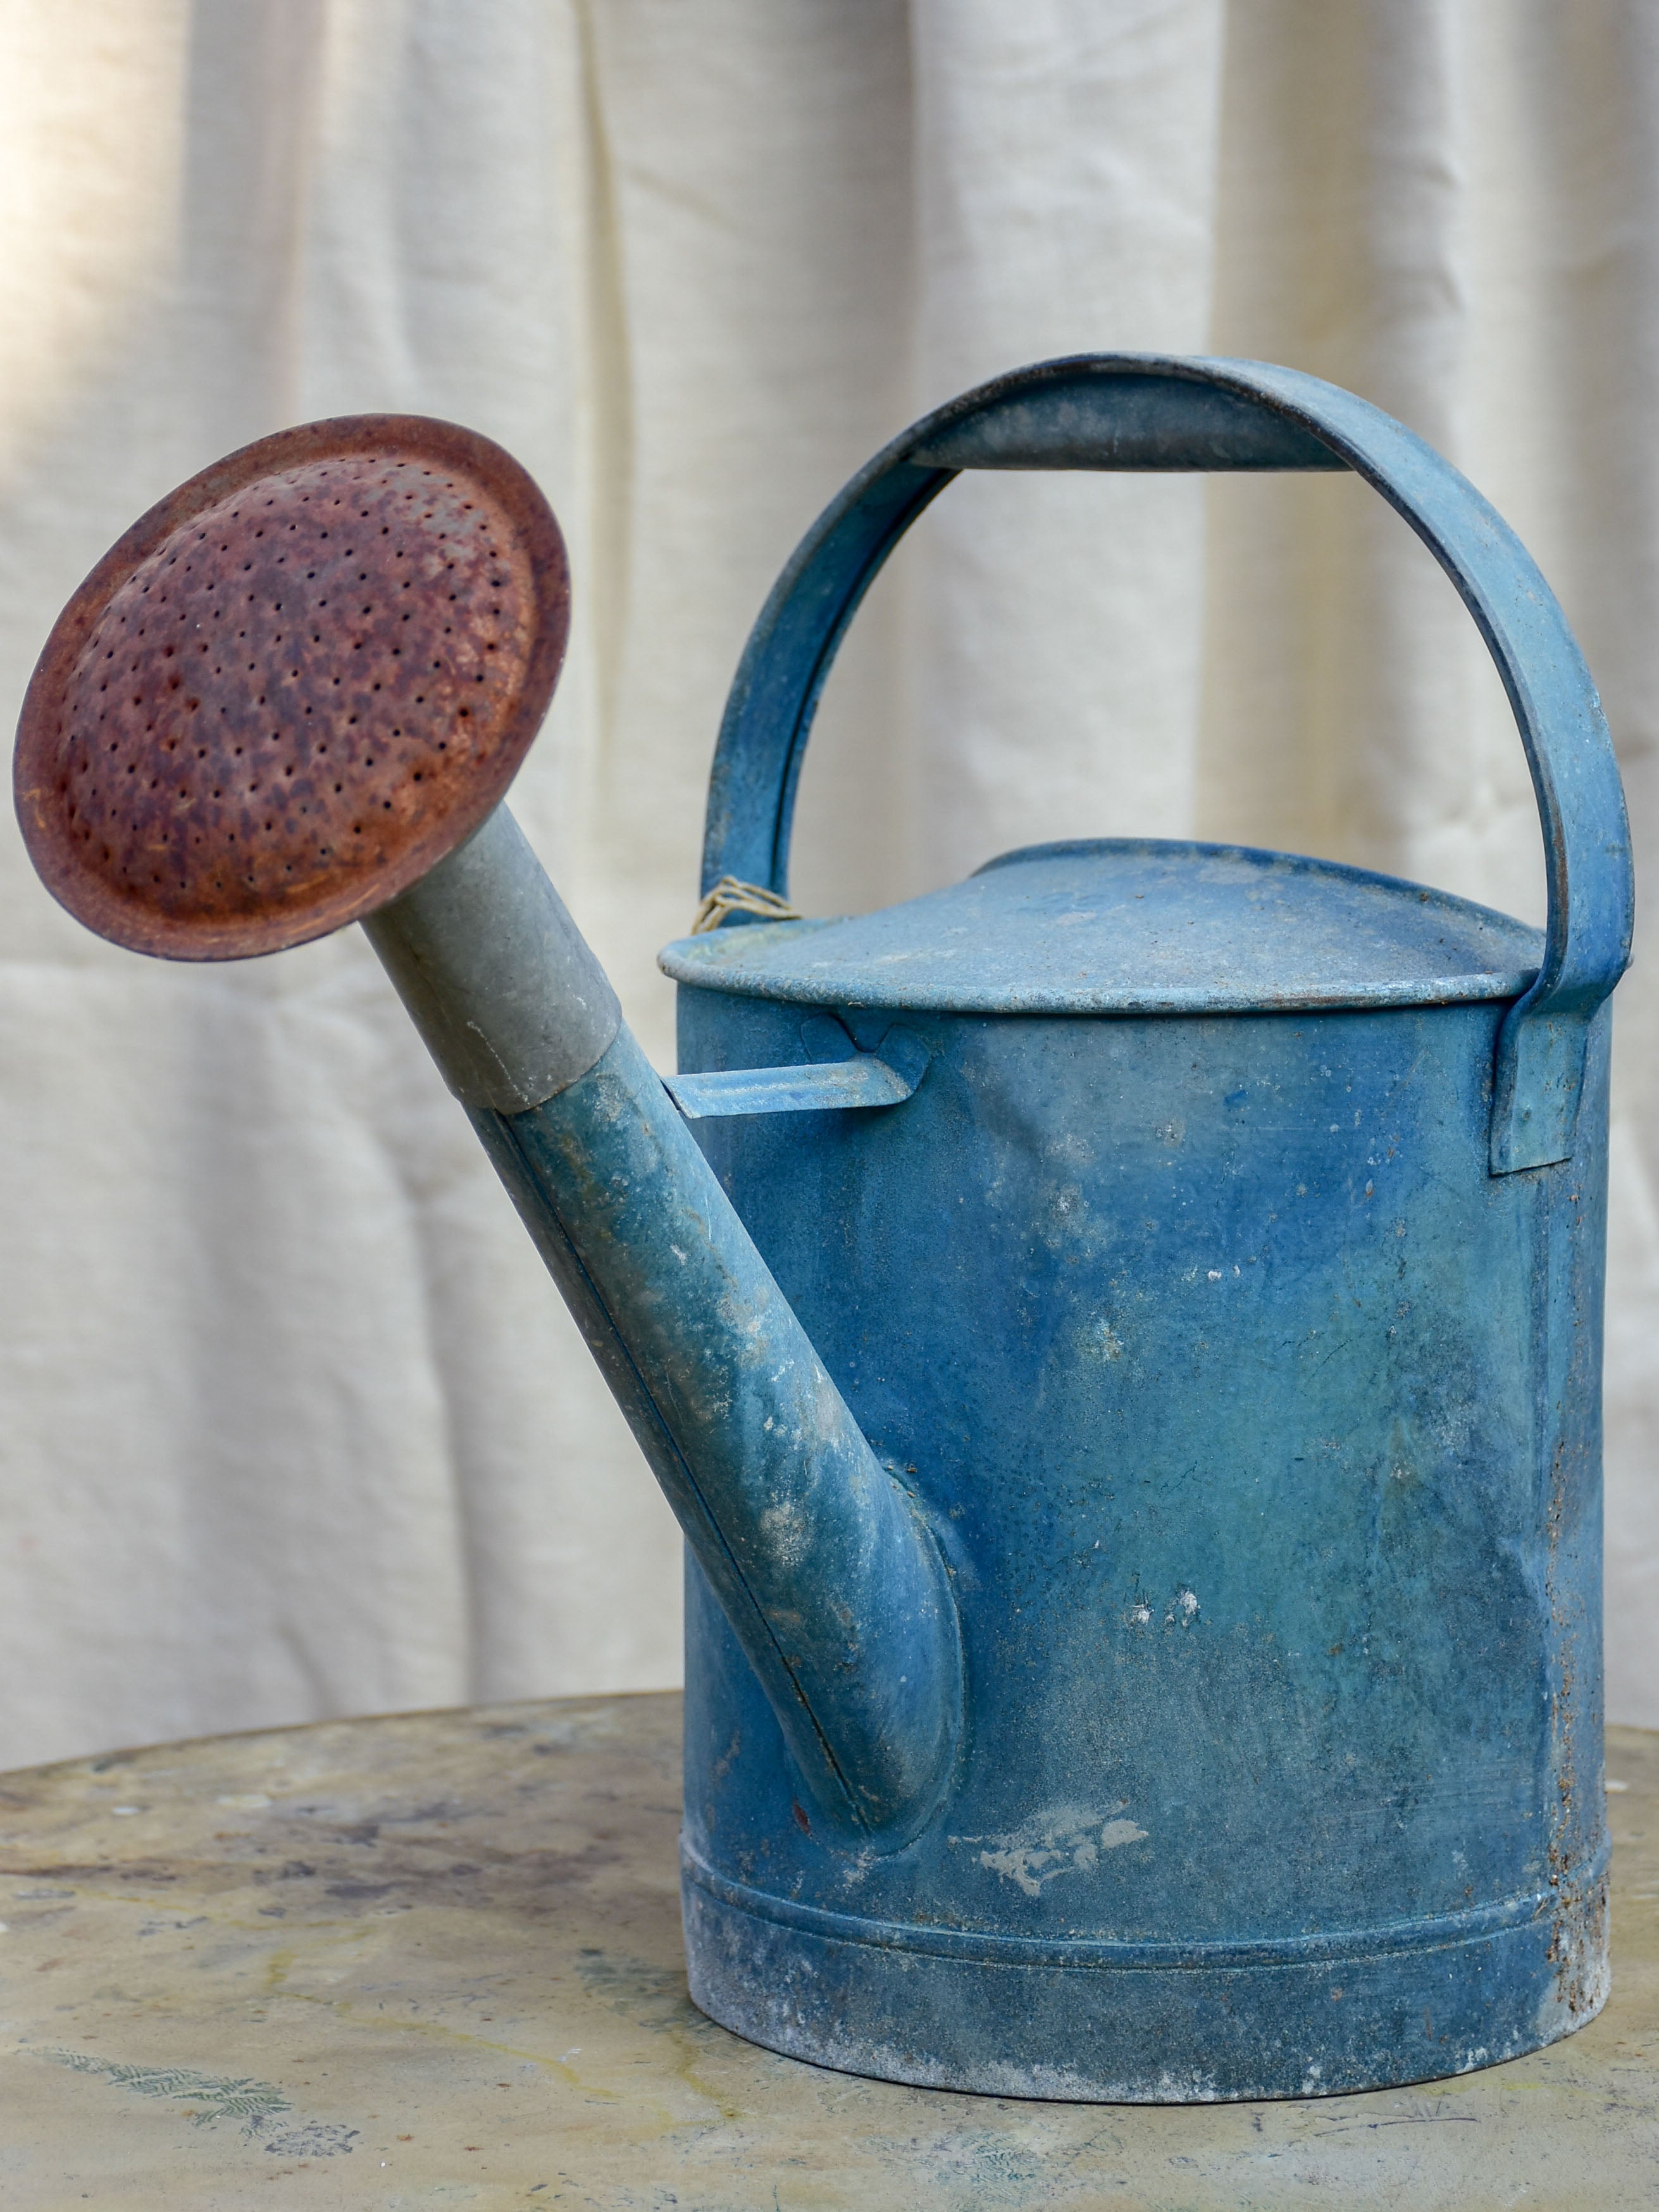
[0,1695,1653,2209]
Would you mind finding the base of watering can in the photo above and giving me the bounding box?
[681,1847,1610,2103]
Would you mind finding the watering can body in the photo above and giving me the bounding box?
[667,876,1608,2099]
[655,356,1629,2098]
[13,357,1631,2104]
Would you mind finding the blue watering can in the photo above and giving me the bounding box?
[14,357,1632,2102]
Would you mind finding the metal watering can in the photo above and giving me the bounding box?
[15,357,1632,2103]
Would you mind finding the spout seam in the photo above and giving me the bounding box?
[485,1107,869,1834]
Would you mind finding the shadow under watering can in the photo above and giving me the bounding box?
[13,356,1632,2101]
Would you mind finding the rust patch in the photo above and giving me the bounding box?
[15,415,568,959]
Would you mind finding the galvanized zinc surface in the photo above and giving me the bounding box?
[674,985,1612,2099]
[660,839,1543,1014]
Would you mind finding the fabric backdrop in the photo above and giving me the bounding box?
[1,0,1655,1770]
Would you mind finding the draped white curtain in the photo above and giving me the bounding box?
[1,0,1654,1770]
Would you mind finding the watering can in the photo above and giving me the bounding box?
[14,357,1632,2103]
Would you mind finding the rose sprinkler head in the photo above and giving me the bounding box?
[14,413,569,960]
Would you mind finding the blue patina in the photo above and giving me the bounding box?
[663,837,1544,1014]
[28,356,1631,2105]
[655,355,1632,2098]
[701,354,1632,1177]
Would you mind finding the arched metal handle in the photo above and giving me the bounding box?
[701,354,1632,1174]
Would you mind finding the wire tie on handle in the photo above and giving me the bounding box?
[692,876,804,935]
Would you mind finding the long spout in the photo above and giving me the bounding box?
[365,807,961,1838]
[11,413,960,1844]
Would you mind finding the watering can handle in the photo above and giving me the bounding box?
[701,354,1632,1175]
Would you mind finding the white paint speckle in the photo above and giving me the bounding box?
[1099,1819,1148,1850]
[965,1804,1150,1896]
[111,1806,140,1817]
[1207,1269,1222,1281]
[758,1498,809,1570]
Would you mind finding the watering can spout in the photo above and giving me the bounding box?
[365,805,962,1839]
[10,414,959,1847]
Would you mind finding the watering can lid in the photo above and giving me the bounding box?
[659,839,1543,1016]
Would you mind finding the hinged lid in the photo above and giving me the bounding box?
[660,839,1542,1016]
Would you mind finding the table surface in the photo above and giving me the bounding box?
[0,1696,1653,2210]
